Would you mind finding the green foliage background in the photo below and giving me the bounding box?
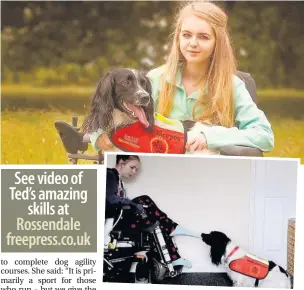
[1,1,303,164]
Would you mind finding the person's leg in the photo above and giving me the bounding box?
[133,195,200,237]
[132,195,196,268]
[159,224,192,268]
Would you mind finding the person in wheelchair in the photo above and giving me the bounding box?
[104,154,201,269]
[89,2,274,156]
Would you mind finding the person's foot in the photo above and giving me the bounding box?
[172,258,192,268]
[170,225,201,238]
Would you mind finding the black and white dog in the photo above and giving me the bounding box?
[82,68,217,154]
[82,68,155,136]
[201,231,293,288]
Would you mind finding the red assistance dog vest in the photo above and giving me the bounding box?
[110,121,186,154]
[229,253,270,280]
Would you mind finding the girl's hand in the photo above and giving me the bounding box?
[96,133,114,151]
[186,134,208,151]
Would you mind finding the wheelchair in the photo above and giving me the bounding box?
[54,71,263,164]
[103,205,182,283]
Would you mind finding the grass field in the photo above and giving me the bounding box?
[1,85,303,164]
[1,110,97,164]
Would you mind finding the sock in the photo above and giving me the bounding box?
[170,225,201,238]
[172,258,192,268]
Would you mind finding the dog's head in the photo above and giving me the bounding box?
[82,68,154,134]
[201,231,231,266]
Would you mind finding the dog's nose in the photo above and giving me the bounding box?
[137,91,150,105]
[141,95,150,104]
[201,233,208,240]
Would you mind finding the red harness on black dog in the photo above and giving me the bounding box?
[226,246,270,287]
[110,121,186,154]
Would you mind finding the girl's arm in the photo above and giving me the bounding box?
[106,171,143,212]
[193,77,274,152]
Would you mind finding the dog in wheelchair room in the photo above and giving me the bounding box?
[201,231,293,288]
[81,67,217,155]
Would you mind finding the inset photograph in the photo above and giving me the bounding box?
[2,1,303,164]
[102,153,298,288]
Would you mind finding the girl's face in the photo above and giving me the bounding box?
[120,159,140,179]
[179,14,216,66]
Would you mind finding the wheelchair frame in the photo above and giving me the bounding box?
[103,205,180,283]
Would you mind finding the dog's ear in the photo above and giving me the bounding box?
[208,232,230,266]
[82,71,115,133]
[201,232,228,266]
[141,72,155,133]
[210,241,226,266]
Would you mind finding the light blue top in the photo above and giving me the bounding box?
[146,65,274,151]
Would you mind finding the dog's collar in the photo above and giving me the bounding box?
[224,246,239,263]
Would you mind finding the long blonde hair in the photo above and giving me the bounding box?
[158,1,237,127]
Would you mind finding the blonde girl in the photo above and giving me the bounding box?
[147,1,274,152]
[91,1,274,153]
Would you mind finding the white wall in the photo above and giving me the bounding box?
[250,159,298,268]
[105,154,298,272]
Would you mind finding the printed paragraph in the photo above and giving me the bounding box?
[0,257,98,289]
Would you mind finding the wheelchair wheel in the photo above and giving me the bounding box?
[134,259,151,283]
[151,258,167,282]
